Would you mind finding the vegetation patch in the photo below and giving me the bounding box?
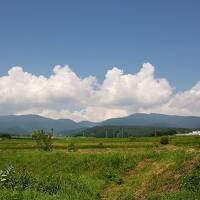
[0,136,200,199]
[160,136,169,145]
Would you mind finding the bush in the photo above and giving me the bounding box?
[32,129,53,151]
[160,136,169,145]
[0,166,62,195]
[0,166,33,190]
[0,166,17,189]
[68,142,77,152]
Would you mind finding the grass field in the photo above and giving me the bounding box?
[1,136,200,200]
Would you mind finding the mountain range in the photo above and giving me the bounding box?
[0,113,200,135]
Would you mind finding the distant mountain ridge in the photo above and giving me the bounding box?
[101,113,200,128]
[0,115,96,135]
[0,113,200,135]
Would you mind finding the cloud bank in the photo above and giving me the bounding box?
[0,63,199,122]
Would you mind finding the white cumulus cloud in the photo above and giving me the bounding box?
[0,62,199,121]
[156,82,200,116]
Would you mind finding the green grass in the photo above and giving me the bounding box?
[0,136,200,199]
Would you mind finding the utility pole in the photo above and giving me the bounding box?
[154,128,157,137]
[122,127,124,138]
[106,128,108,138]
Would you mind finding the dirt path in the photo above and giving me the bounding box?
[100,146,200,200]
[101,158,162,200]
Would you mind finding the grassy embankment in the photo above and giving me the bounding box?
[0,136,200,200]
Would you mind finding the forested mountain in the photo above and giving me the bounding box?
[0,113,199,136]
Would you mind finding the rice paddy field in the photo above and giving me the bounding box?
[1,136,200,200]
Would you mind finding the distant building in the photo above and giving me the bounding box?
[176,131,200,136]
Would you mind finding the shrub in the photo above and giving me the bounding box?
[0,166,17,189]
[0,166,33,190]
[32,129,53,151]
[160,136,169,145]
[68,142,77,152]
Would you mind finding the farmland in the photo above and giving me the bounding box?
[0,136,200,200]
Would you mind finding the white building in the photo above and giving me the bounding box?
[176,130,200,136]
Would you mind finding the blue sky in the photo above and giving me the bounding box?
[0,0,200,92]
[0,0,200,121]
